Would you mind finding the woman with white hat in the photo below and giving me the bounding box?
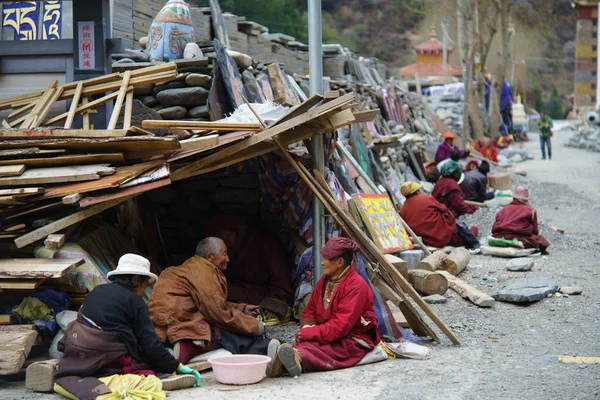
[54,254,201,397]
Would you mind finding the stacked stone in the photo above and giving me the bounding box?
[146,171,262,265]
[427,95,464,134]
[567,125,600,152]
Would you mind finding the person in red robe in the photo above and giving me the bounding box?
[479,139,499,163]
[203,216,293,321]
[270,238,381,377]
[492,187,550,254]
[432,161,478,217]
[399,181,479,249]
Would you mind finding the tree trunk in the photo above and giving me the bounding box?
[457,0,470,145]
[491,0,510,137]
[408,270,449,296]
[416,250,447,271]
[440,247,472,276]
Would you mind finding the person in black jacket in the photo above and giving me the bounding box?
[56,254,200,397]
[460,161,494,203]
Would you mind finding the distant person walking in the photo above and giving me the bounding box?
[537,113,553,160]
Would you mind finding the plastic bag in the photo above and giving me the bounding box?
[96,374,165,400]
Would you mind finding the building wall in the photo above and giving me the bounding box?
[574,5,598,112]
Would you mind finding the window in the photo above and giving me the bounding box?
[593,96,597,104]
[592,83,597,90]
[594,71,598,77]
[594,19,598,26]
[594,45,597,51]
[593,57,598,63]
[594,33,597,39]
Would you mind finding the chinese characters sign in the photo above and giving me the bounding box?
[2,1,62,41]
[78,21,95,70]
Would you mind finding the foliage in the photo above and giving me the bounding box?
[544,86,565,119]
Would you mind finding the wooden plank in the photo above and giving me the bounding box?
[46,89,127,125]
[0,136,181,154]
[0,330,38,375]
[438,271,495,308]
[0,153,125,168]
[0,128,128,138]
[8,103,35,120]
[0,188,44,197]
[0,315,11,325]
[4,201,63,221]
[352,109,380,123]
[15,197,130,248]
[0,165,26,177]
[0,196,27,206]
[1,120,10,129]
[79,177,171,207]
[21,81,58,129]
[0,258,83,279]
[179,134,219,151]
[61,193,82,205]
[33,87,64,128]
[64,81,84,129]
[123,90,134,130]
[3,224,26,232]
[0,280,42,290]
[272,94,322,127]
[108,70,132,130]
[44,234,66,250]
[141,120,263,131]
[0,164,115,186]
[0,148,40,158]
[82,97,90,130]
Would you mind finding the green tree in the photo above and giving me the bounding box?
[544,86,564,120]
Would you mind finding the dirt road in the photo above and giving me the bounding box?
[2,124,599,400]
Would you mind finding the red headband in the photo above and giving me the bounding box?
[320,237,360,260]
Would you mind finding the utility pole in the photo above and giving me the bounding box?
[308,0,324,282]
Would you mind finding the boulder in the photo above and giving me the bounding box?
[158,106,187,120]
[157,87,209,107]
[423,294,447,304]
[187,105,210,119]
[184,43,203,59]
[137,95,158,107]
[185,73,212,88]
[139,37,148,49]
[493,277,558,303]
[559,286,583,295]
[154,80,187,95]
[506,258,534,272]
[227,49,252,68]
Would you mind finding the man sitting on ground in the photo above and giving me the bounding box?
[203,216,294,322]
[479,139,499,163]
[460,160,495,203]
[432,161,479,217]
[399,181,480,250]
[148,237,276,364]
[492,187,550,254]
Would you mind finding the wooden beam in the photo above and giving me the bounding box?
[123,91,134,130]
[0,280,42,290]
[82,97,90,130]
[20,81,57,129]
[0,258,83,279]
[15,197,130,248]
[0,165,26,177]
[179,135,220,151]
[64,81,84,129]
[61,193,82,205]
[438,271,495,308]
[141,120,263,131]
[0,188,44,196]
[8,103,35,120]
[44,234,66,250]
[0,164,115,186]
[0,153,126,168]
[352,109,380,123]
[0,129,129,138]
[107,70,132,130]
[32,87,64,128]
[0,329,38,375]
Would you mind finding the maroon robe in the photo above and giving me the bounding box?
[492,200,550,251]
[432,177,478,217]
[225,232,293,306]
[295,269,380,372]
[400,194,464,248]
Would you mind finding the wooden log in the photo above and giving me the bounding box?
[438,271,495,307]
[61,193,82,205]
[26,359,61,392]
[408,270,449,296]
[440,247,471,276]
[416,250,447,272]
[44,234,66,250]
[384,254,408,280]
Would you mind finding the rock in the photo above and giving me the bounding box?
[185,73,212,88]
[559,286,583,295]
[398,249,425,269]
[158,106,187,120]
[154,80,187,94]
[137,95,158,107]
[113,58,135,64]
[492,277,558,303]
[227,49,252,68]
[139,37,148,49]
[119,100,170,136]
[423,294,447,304]
[184,43,203,59]
[113,49,150,62]
[187,105,210,119]
[506,258,535,272]
[157,87,209,107]
[134,84,155,96]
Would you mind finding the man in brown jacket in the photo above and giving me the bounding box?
[148,237,277,364]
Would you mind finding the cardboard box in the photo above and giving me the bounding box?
[488,173,512,190]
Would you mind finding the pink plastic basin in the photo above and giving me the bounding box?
[208,355,271,385]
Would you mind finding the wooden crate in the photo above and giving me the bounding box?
[488,173,512,191]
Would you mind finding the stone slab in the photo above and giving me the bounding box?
[493,277,558,303]
[506,257,535,272]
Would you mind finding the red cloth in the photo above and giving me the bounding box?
[296,269,380,372]
[492,200,550,251]
[400,194,461,248]
[225,232,293,306]
[432,177,478,217]
[320,237,360,260]
[113,355,154,376]
[480,145,499,162]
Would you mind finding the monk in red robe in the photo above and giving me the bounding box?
[270,238,381,377]
[399,181,479,249]
[492,187,550,254]
[479,139,499,163]
[203,216,293,321]
[432,161,478,217]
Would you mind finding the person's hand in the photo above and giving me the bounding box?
[176,364,202,387]
[244,305,261,316]
[257,321,265,335]
[294,330,303,344]
[263,310,277,320]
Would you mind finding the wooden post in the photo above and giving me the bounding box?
[107,70,132,130]
[408,270,449,296]
[82,97,90,130]
[64,81,84,129]
[123,91,134,130]
[438,271,495,307]
[440,247,471,276]
[416,250,447,271]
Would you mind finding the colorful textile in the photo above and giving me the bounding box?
[96,374,165,400]
[12,297,53,322]
[320,238,360,260]
[435,142,468,164]
[480,144,498,162]
[296,268,381,372]
[32,289,70,315]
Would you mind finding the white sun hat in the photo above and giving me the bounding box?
[107,254,158,285]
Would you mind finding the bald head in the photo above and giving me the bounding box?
[196,237,229,271]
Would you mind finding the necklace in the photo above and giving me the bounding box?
[323,266,351,308]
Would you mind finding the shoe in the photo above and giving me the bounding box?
[541,157,546,160]
[161,374,196,391]
[277,344,302,378]
[266,338,282,377]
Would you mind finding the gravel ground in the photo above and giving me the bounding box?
[1,124,599,400]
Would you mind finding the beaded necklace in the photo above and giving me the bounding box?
[322,266,351,309]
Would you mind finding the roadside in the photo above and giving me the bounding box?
[1,124,599,400]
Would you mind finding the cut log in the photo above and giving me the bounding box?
[26,358,61,392]
[384,254,408,280]
[408,270,449,296]
[440,247,471,276]
[61,193,82,205]
[44,234,66,250]
[438,271,495,308]
[0,329,38,375]
[416,250,447,272]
